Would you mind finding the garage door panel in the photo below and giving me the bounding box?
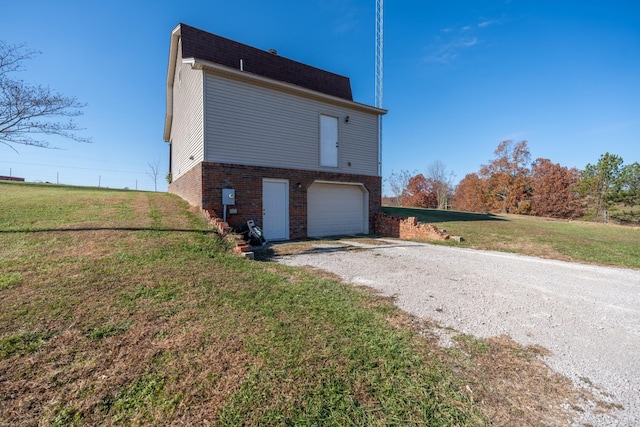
[308,183,366,237]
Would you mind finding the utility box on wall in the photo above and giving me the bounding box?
[222,188,235,205]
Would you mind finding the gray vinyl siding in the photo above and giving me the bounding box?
[203,72,380,177]
[170,41,204,180]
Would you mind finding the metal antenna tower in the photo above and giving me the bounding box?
[375,0,384,175]
[375,0,384,109]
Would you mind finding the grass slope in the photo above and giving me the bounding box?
[383,206,640,269]
[1,182,606,425]
[0,182,485,426]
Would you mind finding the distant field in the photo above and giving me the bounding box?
[383,206,640,269]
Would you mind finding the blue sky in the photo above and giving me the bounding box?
[1,0,638,193]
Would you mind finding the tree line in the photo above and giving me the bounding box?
[387,161,456,210]
[387,140,640,224]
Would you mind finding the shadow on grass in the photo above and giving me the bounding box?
[383,206,506,223]
[0,227,212,234]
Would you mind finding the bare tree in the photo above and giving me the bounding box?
[426,160,455,209]
[387,169,413,206]
[0,41,89,152]
[147,159,160,192]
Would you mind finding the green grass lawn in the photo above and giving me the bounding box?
[1,182,608,425]
[383,206,640,269]
[0,182,487,426]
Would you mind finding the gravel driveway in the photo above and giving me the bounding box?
[276,238,640,426]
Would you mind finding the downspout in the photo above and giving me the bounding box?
[378,115,382,176]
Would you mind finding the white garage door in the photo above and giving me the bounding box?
[307,182,367,237]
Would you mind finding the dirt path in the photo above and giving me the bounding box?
[276,238,640,426]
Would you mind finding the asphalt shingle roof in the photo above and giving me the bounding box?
[179,24,353,101]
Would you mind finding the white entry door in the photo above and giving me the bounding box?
[320,115,338,167]
[262,179,289,241]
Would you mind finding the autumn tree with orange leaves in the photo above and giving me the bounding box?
[402,174,437,208]
[478,140,532,213]
[452,173,489,212]
[530,158,583,218]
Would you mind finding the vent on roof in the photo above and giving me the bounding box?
[268,48,278,55]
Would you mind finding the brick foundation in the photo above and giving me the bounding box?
[373,212,450,241]
[168,163,202,208]
[169,162,382,240]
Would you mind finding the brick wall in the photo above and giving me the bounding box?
[374,212,450,241]
[200,208,252,255]
[170,161,381,239]
[168,163,202,208]
[170,162,454,243]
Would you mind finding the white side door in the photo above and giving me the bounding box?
[262,179,289,241]
[320,115,338,167]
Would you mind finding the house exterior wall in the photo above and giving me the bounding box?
[203,72,380,177]
[166,26,386,239]
[168,161,202,208]
[169,41,205,181]
[196,162,381,240]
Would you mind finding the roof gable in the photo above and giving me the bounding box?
[179,24,353,101]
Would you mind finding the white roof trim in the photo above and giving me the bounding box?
[163,24,182,142]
